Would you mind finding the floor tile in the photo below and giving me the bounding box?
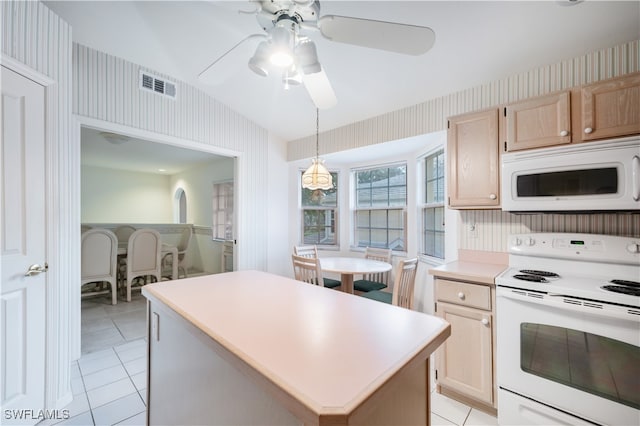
[81,318,118,335]
[82,329,125,354]
[431,392,472,426]
[86,378,137,409]
[113,338,146,354]
[70,376,85,396]
[77,347,115,363]
[114,411,145,426]
[130,372,146,392]
[91,392,145,426]
[138,389,147,405]
[55,410,94,426]
[114,322,146,341]
[431,412,457,426]
[81,305,110,322]
[115,345,146,364]
[82,364,129,391]
[78,352,120,376]
[123,357,146,376]
[464,408,498,426]
[62,392,90,418]
[70,361,81,379]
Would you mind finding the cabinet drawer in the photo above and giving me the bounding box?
[436,279,491,310]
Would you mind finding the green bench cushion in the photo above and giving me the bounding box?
[353,279,387,292]
[362,290,392,304]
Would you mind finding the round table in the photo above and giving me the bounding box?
[320,257,392,294]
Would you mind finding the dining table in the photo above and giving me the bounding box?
[118,242,179,280]
[320,257,392,294]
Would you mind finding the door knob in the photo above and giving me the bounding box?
[481,318,489,326]
[560,130,569,137]
[584,127,593,134]
[25,263,48,277]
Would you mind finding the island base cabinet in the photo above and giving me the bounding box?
[146,299,434,426]
[147,300,302,426]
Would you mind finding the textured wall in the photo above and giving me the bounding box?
[1,0,74,409]
[288,40,640,160]
[73,43,269,270]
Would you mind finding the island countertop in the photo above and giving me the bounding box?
[142,270,450,425]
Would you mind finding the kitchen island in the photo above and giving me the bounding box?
[142,270,450,425]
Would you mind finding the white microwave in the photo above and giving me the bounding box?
[501,137,640,212]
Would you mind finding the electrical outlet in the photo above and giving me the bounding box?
[469,223,478,239]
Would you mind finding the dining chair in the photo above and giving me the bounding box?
[125,228,162,302]
[81,228,118,305]
[353,247,392,293]
[162,226,192,279]
[114,225,137,281]
[292,245,341,289]
[291,253,340,290]
[362,258,418,309]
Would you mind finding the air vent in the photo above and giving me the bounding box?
[139,71,177,100]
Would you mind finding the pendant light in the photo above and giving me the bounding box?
[301,108,333,191]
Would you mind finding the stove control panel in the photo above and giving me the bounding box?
[509,233,640,266]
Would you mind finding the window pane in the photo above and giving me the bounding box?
[388,209,403,228]
[388,230,405,251]
[423,207,444,258]
[303,209,336,245]
[356,229,370,247]
[370,210,386,228]
[435,207,444,231]
[356,210,370,227]
[371,187,389,206]
[356,188,371,207]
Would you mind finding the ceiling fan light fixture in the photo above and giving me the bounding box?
[282,67,302,89]
[296,39,321,75]
[269,25,295,67]
[248,41,271,76]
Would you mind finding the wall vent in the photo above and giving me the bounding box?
[139,71,177,100]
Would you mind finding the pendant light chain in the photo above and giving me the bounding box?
[315,108,320,160]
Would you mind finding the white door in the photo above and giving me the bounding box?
[1,65,47,425]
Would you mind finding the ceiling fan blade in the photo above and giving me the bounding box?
[198,34,265,85]
[302,67,337,109]
[318,15,435,56]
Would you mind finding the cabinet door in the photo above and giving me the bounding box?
[505,91,571,151]
[581,72,640,141]
[436,301,493,405]
[447,109,500,208]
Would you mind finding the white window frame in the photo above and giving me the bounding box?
[352,162,407,253]
[419,147,445,262]
[212,181,234,241]
[299,170,339,248]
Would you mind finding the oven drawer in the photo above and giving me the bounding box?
[436,279,492,310]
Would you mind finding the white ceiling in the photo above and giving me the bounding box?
[81,127,226,174]
[44,0,640,145]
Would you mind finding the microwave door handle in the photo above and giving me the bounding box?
[633,155,640,201]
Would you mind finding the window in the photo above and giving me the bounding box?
[300,172,338,247]
[354,164,407,251]
[422,149,445,259]
[212,181,233,240]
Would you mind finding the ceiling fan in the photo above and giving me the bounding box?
[198,0,436,109]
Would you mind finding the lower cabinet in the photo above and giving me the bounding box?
[434,278,497,414]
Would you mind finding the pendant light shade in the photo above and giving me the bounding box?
[301,109,333,191]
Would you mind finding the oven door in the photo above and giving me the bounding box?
[496,287,640,426]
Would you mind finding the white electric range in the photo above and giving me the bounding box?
[495,233,640,426]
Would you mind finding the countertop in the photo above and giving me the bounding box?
[142,270,450,420]
[428,261,507,285]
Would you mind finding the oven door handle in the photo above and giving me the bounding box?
[498,289,638,322]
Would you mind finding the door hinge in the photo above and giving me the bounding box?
[504,141,507,152]
[447,120,450,129]
[503,107,507,117]
[435,370,438,380]
[434,302,437,313]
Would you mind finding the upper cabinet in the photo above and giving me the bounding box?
[504,91,571,152]
[447,109,500,209]
[577,72,640,141]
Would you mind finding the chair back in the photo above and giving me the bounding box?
[363,247,392,285]
[293,245,318,258]
[114,225,136,244]
[391,258,418,309]
[81,228,118,284]
[177,227,193,253]
[127,228,162,282]
[292,254,324,286]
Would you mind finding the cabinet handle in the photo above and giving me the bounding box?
[560,130,569,137]
[489,193,497,200]
[457,292,465,300]
[584,127,593,134]
[481,318,489,326]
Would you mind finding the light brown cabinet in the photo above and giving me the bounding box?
[435,278,497,415]
[504,91,571,151]
[577,72,640,141]
[447,109,500,209]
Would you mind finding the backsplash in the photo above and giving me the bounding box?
[459,211,640,252]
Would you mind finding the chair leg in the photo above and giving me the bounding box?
[110,280,117,305]
[126,279,132,302]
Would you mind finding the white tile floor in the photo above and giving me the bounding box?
[46,292,498,426]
